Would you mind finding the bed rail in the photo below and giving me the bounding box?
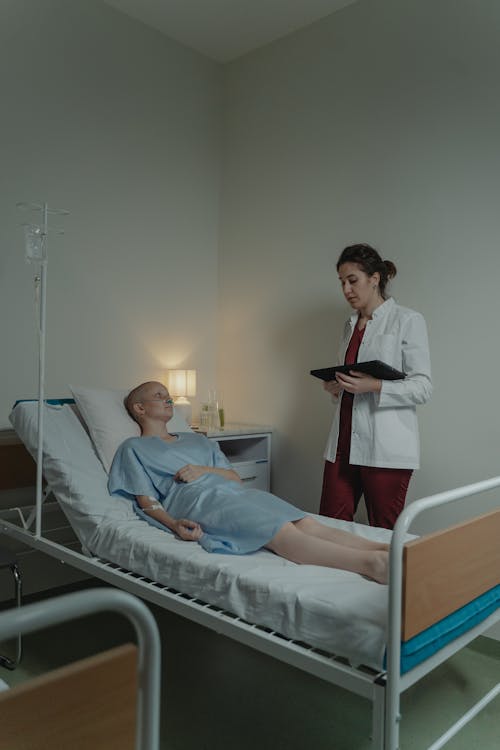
[386,475,500,750]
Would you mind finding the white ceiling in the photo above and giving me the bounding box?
[103,0,358,62]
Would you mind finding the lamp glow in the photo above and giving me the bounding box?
[166,369,196,424]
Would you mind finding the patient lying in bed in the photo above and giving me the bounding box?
[108,381,388,583]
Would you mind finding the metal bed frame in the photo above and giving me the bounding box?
[1,475,499,749]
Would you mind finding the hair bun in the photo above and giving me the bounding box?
[383,260,397,279]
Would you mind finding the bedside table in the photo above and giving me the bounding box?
[201,424,272,492]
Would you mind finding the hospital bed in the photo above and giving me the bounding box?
[1,395,499,750]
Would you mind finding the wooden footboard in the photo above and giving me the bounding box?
[402,508,500,640]
[0,643,137,749]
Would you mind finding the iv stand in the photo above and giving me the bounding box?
[35,204,47,538]
[18,201,69,538]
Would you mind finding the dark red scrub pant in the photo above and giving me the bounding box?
[319,455,412,529]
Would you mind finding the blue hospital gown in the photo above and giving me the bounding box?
[108,433,306,554]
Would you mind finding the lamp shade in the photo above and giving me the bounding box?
[166,369,196,398]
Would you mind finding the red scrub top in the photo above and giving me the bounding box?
[337,323,365,457]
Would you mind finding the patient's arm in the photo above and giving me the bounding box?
[174,464,241,484]
[136,495,203,541]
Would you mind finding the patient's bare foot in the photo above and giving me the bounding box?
[368,550,389,585]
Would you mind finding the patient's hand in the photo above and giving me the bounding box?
[174,518,203,541]
[175,463,241,484]
[175,464,206,483]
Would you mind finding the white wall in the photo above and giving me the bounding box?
[0,0,221,425]
[219,0,500,533]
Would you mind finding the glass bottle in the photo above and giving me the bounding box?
[199,402,209,429]
[207,390,220,431]
[217,392,225,430]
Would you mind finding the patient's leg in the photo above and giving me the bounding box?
[266,522,388,584]
[294,516,389,551]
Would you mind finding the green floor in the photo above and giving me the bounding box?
[1,585,499,749]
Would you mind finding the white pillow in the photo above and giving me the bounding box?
[9,401,135,533]
[69,384,192,473]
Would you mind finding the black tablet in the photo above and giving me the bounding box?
[310,360,406,381]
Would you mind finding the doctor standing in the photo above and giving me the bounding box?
[319,243,432,529]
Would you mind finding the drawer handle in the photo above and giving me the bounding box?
[241,476,257,482]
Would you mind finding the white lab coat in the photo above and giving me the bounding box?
[324,297,432,469]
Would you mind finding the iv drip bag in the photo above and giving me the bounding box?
[23,224,46,263]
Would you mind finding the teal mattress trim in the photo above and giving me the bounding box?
[388,584,500,674]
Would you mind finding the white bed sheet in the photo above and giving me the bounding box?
[10,401,392,670]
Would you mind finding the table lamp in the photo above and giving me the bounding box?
[166,369,196,425]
